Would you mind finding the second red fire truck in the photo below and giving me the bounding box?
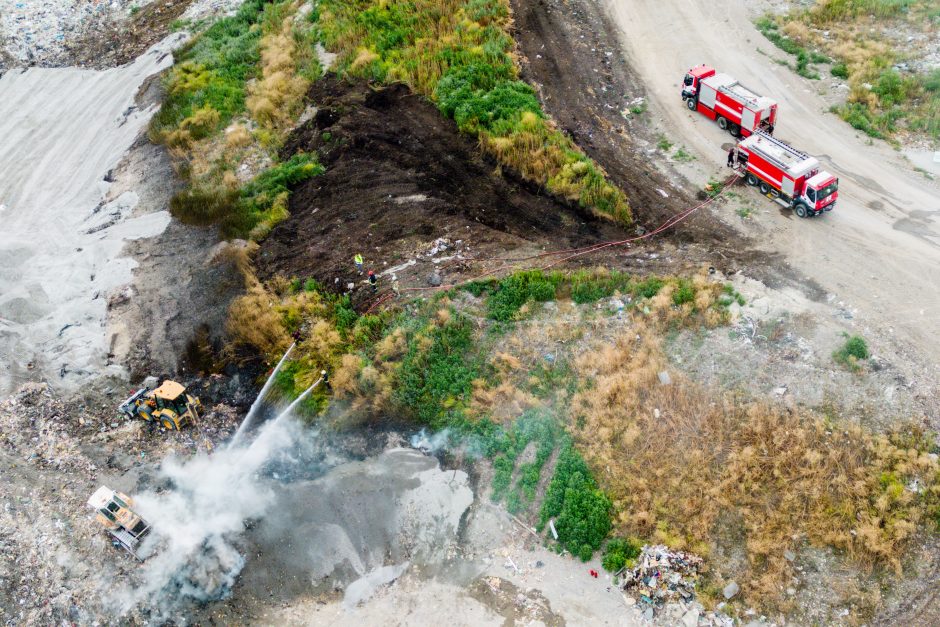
[735,130,838,217]
[682,65,778,137]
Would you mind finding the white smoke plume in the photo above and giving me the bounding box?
[410,427,487,459]
[115,411,304,619]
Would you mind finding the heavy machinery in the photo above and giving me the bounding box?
[682,65,777,137]
[119,379,203,430]
[735,130,839,217]
[87,486,151,559]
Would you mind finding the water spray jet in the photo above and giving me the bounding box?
[230,342,295,447]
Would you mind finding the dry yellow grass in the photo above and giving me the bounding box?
[246,10,312,134]
[225,123,252,149]
[569,307,939,608]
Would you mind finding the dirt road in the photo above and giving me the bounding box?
[604,0,940,378]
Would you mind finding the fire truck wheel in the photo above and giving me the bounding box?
[686,98,696,111]
[717,117,728,130]
[795,204,808,218]
[729,123,741,137]
[745,174,759,186]
[759,182,771,194]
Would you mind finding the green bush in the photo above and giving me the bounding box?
[834,103,885,139]
[602,538,642,572]
[396,313,480,427]
[925,69,940,93]
[831,62,850,79]
[569,270,632,304]
[672,280,696,306]
[874,69,906,106]
[539,441,612,559]
[631,277,665,300]
[834,334,870,369]
[487,271,558,321]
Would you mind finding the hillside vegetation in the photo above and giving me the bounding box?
[757,0,939,141]
[151,0,322,238]
[225,263,940,616]
[308,0,629,222]
[151,0,631,241]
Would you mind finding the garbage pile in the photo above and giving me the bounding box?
[0,0,138,67]
[617,545,703,606]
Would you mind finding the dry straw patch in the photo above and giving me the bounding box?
[246,7,311,133]
[570,305,940,608]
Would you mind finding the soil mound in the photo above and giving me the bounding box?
[257,77,625,286]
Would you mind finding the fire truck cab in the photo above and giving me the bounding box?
[736,131,838,217]
[682,65,777,137]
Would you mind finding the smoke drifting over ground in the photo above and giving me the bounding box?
[109,414,474,621]
[117,412,325,619]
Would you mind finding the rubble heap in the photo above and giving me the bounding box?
[617,545,703,606]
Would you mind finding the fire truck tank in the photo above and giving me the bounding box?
[739,132,819,179]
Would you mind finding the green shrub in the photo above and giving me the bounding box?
[672,280,695,306]
[631,277,665,300]
[487,271,558,321]
[925,69,940,93]
[874,69,906,106]
[602,537,642,572]
[831,62,850,79]
[834,103,885,139]
[569,270,632,304]
[539,441,612,559]
[485,410,559,506]
[834,334,870,369]
[396,312,480,427]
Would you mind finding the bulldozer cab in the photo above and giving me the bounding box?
[87,486,151,558]
[120,380,202,430]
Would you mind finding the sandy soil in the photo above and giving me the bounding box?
[602,0,940,406]
[0,33,191,397]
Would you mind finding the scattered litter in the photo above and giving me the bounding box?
[658,371,672,385]
[722,580,739,600]
[618,545,703,607]
[548,519,559,540]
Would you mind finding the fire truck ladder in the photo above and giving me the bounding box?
[718,83,760,107]
[754,129,809,159]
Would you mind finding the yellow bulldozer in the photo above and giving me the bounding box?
[118,379,203,431]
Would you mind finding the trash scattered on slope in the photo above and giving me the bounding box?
[618,545,701,605]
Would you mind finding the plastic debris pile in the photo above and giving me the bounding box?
[0,0,137,67]
[617,545,703,606]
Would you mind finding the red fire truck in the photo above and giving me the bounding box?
[735,130,838,217]
[681,65,778,137]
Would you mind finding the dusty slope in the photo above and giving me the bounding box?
[603,0,940,384]
[0,34,184,397]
